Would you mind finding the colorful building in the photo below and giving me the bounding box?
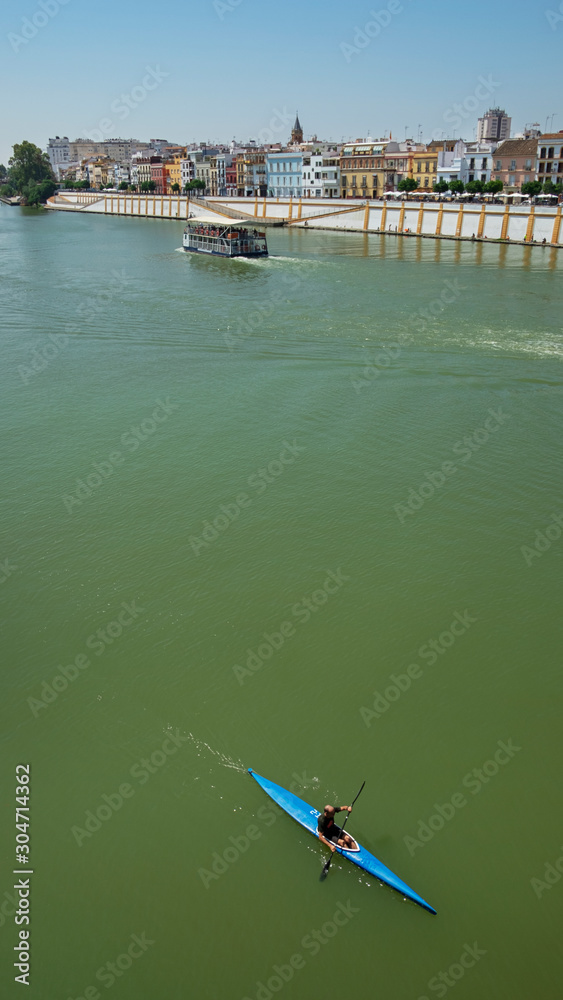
[340,141,387,199]
[411,150,438,189]
[491,138,538,190]
[266,151,303,198]
[537,133,563,185]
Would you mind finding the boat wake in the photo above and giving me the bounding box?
[167,728,246,772]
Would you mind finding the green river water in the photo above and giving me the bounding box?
[1,206,562,999]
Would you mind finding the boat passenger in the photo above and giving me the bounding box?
[317,804,354,852]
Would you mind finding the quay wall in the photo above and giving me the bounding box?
[45,193,563,246]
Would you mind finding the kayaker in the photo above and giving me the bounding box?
[317,804,354,852]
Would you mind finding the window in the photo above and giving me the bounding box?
[417,163,421,172]
[548,147,554,159]
[539,163,545,173]
[510,160,516,170]
[524,159,532,170]
[362,176,367,187]
[482,159,487,170]
[509,175,515,186]
[496,160,501,171]
[540,147,546,159]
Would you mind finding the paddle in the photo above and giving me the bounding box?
[320,781,365,881]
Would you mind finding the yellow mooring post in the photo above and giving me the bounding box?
[417,204,424,234]
[380,204,387,231]
[254,196,258,217]
[297,199,302,220]
[477,204,486,238]
[551,206,562,244]
[436,204,444,235]
[398,203,405,232]
[363,202,370,231]
[500,205,510,240]
[104,196,107,213]
[262,198,267,218]
[525,207,535,242]
[288,197,293,221]
[455,204,464,237]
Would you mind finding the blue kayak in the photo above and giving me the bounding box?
[248,769,436,915]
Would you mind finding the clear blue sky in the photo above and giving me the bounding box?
[0,0,561,166]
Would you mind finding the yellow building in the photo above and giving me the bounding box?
[411,150,438,190]
[340,141,387,199]
[166,157,183,191]
[88,157,114,189]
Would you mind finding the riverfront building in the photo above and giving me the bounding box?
[492,138,538,190]
[537,133,563,184]
[266,152,303,198]
[340,140,387,199]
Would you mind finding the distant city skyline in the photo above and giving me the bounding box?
[0,0,561,168]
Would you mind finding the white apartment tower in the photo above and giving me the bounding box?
[477,109,511,143]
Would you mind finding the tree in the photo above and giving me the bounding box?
[433,179,449,193]
[129,184,137,193]
[147,180,156,192]
[521,181,542,197]
[397,177,419,192]
[448,179,464,194]
[77,180,89,190]
[1,183,14,198]
[192,178,206,194]
[118,181,129,191]
[484,179,503,194]
[465,180,484,194]
[8,141,55,203]
[140,181,150,192]
[171,182,180,193]
[0,164,7,181]
[63,178,76,189]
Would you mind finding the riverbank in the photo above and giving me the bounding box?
[45,192,562,248]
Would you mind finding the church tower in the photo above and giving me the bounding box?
[291,113,303,145]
